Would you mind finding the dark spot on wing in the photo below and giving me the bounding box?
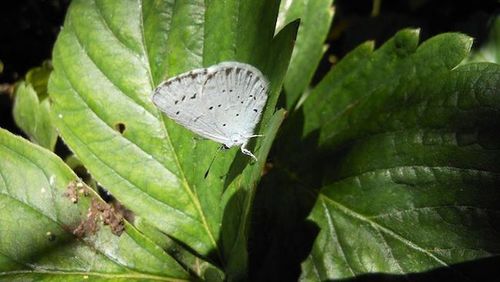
[249,95,253,98]
[222,123,226,127]
[203,69,208,75]
[174,100,179,105]
[253,109,258,112]
[175,77,181,82]
[222,89,225,93]
[182,96,186,101]
[218,104,221,107]
[247,70,253,77]
[235,68,242,74]
[190,93,196,99]
[236,114,239,117]
[229,89,233,92]
[237,96,240,98]
[176,111,180,115]
[225,68,233,75]
[189,72,197,79]
[207,73,214,80]
[209,106,213,110]
[240,101,244,104]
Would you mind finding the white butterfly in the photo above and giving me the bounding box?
[152,61,269,161]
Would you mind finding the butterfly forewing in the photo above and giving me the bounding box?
[152,67,228,143]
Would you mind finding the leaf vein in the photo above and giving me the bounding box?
[321,195,450,267]
[320,197,356,276]
[93,0,143,58]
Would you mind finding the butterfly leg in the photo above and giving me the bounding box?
[241,142,257,161]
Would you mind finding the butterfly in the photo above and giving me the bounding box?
[151,61,268,161]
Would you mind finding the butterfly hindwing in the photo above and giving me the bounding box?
[201,62,268,143]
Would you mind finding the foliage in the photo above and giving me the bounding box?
[1,1,499,281]
[13,61,58,150]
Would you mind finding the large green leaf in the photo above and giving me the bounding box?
[12,62,57,151]
[0,128,189,280]
[48,0,297,278]
[298,30,500,280]
[276,0,334,109]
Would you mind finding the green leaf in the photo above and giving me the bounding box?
[276,0,334,109]
[26,61,53,100]
[298,31,500,280]
[465,15,500,64]
[0,128,189,280]
[13,78,58,151]
[48,0,297,277]
[134,216,225,281]
[304,30,473,146]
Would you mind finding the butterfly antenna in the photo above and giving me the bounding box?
[204,146,223,178]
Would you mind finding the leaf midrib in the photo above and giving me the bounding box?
[136,0,221,260]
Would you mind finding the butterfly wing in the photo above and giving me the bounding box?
[152,67,229,144]
[152,62,268,147]
[200,62,268,146]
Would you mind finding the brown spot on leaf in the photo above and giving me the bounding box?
[64,180,89,204]
[64,181,79,203]
[73,198,100,237]
[72,198,126,237]
[99,201,125,236]
[114,122,126,134]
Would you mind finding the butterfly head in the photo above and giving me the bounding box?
[224,133,247,148]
